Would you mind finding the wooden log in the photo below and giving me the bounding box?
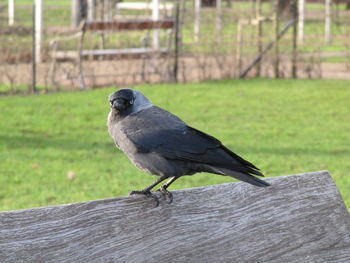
[0,171,349,263]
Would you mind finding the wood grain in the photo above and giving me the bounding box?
[0,171,349,263]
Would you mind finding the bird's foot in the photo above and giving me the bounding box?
[156,186,173,204]
[129,190,159,207]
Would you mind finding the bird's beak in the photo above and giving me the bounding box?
[111,100,124,110]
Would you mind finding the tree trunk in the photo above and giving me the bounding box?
[200,0,232,8]
[278,0,293,19]
[72,0,87,26]
[202,0,216,7]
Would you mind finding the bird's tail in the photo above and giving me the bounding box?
[214,167,270,187]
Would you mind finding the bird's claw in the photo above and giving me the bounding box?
[156,186,173,204]
[129,190,159,207]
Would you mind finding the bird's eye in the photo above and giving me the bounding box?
[130,100,134,105]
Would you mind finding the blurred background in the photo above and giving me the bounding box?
[1,0,350,91]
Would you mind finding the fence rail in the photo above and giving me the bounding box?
[0,170,349,262]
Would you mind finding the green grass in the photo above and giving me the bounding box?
[0,84,49,93]
[0,78,349,212]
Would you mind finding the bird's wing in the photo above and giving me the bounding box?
[120,106,263,176]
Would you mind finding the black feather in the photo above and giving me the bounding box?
[124,121,264,178]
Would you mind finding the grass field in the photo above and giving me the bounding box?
[0,78,349,212]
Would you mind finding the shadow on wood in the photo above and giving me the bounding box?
[0,171,349,262]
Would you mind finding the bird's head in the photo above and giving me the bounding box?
[109,89,153,116]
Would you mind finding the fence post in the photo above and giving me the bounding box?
[31,4,37,93]
[255,0,263,77]
[274,0,280,78]
[35,0,43,64]
[298,0,305,44]
[216,0,222,42]
[8,0,14,25]
[325,0,332,44]
[72,0,80,26]
[194,0,201,42]
[72,0,88,25]
[87,0,95,21]
[173,3,181,83]
[152,0,160,49]
[103,0,112,20]
[292,0,298,78]
[236,21,243,77]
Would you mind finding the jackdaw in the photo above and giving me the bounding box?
[107,89,270,206]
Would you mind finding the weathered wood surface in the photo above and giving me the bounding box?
[0,171,349,263]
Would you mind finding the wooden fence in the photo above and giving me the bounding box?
[0,170,349,262]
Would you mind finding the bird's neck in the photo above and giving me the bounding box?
[109,109,124,123]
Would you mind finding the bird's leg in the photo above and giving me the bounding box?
[129,175,168,207]
[156,176,179,204]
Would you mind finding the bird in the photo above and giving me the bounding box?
[107,89,270,206]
